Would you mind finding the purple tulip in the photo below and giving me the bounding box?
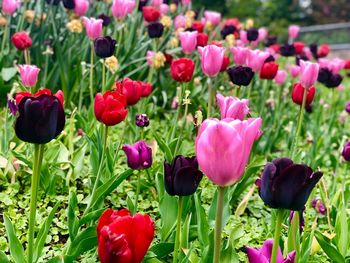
[341,141,350,161]
[312,198,326,215]
[122,140,152,170]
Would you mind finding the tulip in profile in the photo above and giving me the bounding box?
[247,50,270,72]
[198,44,225,77]
[274,70,287,85]
[18,65,40,88]
[82,17,103,40]
[116,78,143,106]
[299,60,319,89]
[291,83,315,106]
[288,25,300,40]
[112,0,135,19]
[290,65,300,78]
[142,6,160,22]
[179,31,198,54]
[122,140,152,170]
[216,94,249,120]
[170,58,195,83]
[74,0,89,16]
[230,47,249,66]
[260,62,279,80]
[94,36,116,58]
[204,11,221,26]
[2,0,20,15]
[227,66,254,86]
[342,141,350,161]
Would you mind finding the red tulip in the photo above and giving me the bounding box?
[317,44,330,58]
[164,53,173,64]
[116,78,143,106]
[139,81,153,97]
[142,6,160,22]
[97,208,154,263]
[11,31,32,50]
[192,20,204,33]
[259,62,279,80]
[345,60,350,70]
[270,44,280,53]
[293,41,305,55]
[196,33,208,47]
[291,83,315,106]
[16,88,64,105]
[94,90,128,126]
[220,55,230,72]
[170,58,195,83]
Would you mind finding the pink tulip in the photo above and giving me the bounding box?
[319,58,345,74]
[216,94,249,120]
[290,65,300,78]
[239,30,248,44]
[182,0,191,6]
[299,60,319,89]
[2,0,20,15]
[174,15,187,29]
[204,11,221,26]
[198,44,225,77]
[151,0,162,6]
[160,4,169,15]
[258,28,268,42]
[82,17,103,40]
[274,70,288,85]
[18,65,40,88]
[288,25,300,39]
[74,0,89,17]
[179,31,198,54]
[195,117,262,187]
[146,51,155,65]
[338,84,344,92]
[247,50,270,72]
[112,0,135,19]
[246,239,296,263]
[230,47,249,66]
[303,47,313,60]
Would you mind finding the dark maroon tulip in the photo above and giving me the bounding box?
[63,0,74,9]
[147,22,164,39]
[98,14,111,27]
[135,114,150,127]
[247,28,259,42]
[265,36,277,47]
[342,141,350,161]
[280,44,295,57]
[94,36,116,58]
[221,25,236,39]
[122,140,152,170]
[257,158,323,211]
[15,94,65,144]
[227,66,254,86]
[164,155,203,196]
[318,68,343,88]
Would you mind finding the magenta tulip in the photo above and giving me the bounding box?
[2,0,20,15]
[288,25,300,40]
[198,44,225,77]
[247,50,270,72]
[239,30,248,44]
[179,31,198,54]
[216,94,249,120]
[74,0,89,16]
[195,117,262,186]
[18,65,40,88]
[289,65,300,78]
[246,239,296,263]
[111,0,135,19]
[274,70,288,85]
[299,60,319,89]
[83,17,103,40]
[230,47,249,66]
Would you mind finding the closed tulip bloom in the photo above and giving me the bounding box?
[14,90,65,144]
[196,117,262,187]
[192,20,204,33]
[290,65,300,78]
[317,44,330,58]
[288,25,300,39]
[98,14,111,27]
[63,0,75,9]
[179,31,198,54]
[246,239,296,263]
[142,6,160,22]
[221,25,236,39]
[247,50,270,72]
[164,155,203,196]
[170,58,195,82]
[227,66,254,86]
[258,28,268,42]
[116,78,143,106]
[293,41,305,55]
[216,94,249,120]
[139,81,152,97]
[94,36,116,58]
[18,65,40,88]
[274,70,288,85]
[174,15,186,29]
[94,90,128,126]
[299,60,319,89]
[257,158,323,210]
[147,22,164,38]
[2,0,20,15]
[159,3,169,15]
[198,44,225,77]
[280,44,295,57]
[220,56,230,72]
[74,0,89,16]
[342,141,350,161]
[291,83,315,106]
[83,17,103,40]
[196,32,208,47]
[239,30,248,44]
[112,0,135,19]
[135,114,150,127]
[204,11,221,26]
[97,208,154,263]
[260,62,279,80]
[247,28,259,42]
[122,140,152,170]
[230,47,249,66]
[11,31,32,50]
[345,101,350,114]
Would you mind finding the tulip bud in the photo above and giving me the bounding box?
[2,0,20,15]
[259,62,279,80]
[147,22,164,38]
[18,65,40,88]
[291,83,315,107]
[342,141,350,161]
[221,25,236,39]
[94,36,116,58]
[164,155,203,196]
[204,11,221,26]
[11,31,32,50]
[293,41,305,55]
[82,17,103,40]
[170,58,195,83]
[112,0,135,19]
[299,60,319,89]
[274,70,287,85]
[115,78,143,106]
[98,13,111,27]
[288,25,300,39]
[74,0,89,16]
[198,44,225,77]
[196,32,208,47]
[216,94,249,120]
[122,140,152,170]
[227,66,254,86]
[317,44,330,58]
[143,6,160,22]
[247,28,259,42]
[135,114,150,127]
[179,31,198,54]
[62,0,75,9]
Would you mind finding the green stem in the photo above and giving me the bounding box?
[213,186,225,263]
[207,78,213,119]
[173,196,183,263]
[89,41,95,102]
[290,87,307,159]
[27,144,45,263]
[291,211,300,262]
[84,125,108,214]
[271,209,284,263]
[1,17,9,53]
[134,172,141,214]
[174,85,188,155]
[102,60,106,92]
[170,86,183,141]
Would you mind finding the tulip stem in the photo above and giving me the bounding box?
[173,196,183,263]
[89,41,94,103]
[271,209,284,263]
[170,86,183,141]
[213,186,225,263]
[27,144,45,263]
[291,211,300,262]
[102,59,106,92]
[134,172,141,214]
[207,78,214,118]
[85,125,108,214]
[1,16,9,54]
[174,85,188,155]
[291,87,307,159]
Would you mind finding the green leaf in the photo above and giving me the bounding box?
[33,201,61,262]
[0,251,10,263]
[3,214,26,263]
[67,191,79,241]
[314,231,345,263]
[335,201,348,256]
[79,208,105,227]
[181,213,192,250]
[149,243,174,258]
[158,193,178,242]
[194,193,209,246]
[1,67,17,82]
[154,132,173,162]
[66,227,97,260]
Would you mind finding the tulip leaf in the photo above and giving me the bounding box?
[314,231,345,263]
[149,243,174,258]
[79,208,105,226]
[0,251,9,263]
[194,193,209,246]
[67,191,79,242]
[3,214,26,263]
[154,132,173,162]
[334,199,348,256]
[181,213,192,250]
[66,227,97,260]
[159,193,178,242]
[33,201,61,263]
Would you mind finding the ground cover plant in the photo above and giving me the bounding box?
[0,0,350,262]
